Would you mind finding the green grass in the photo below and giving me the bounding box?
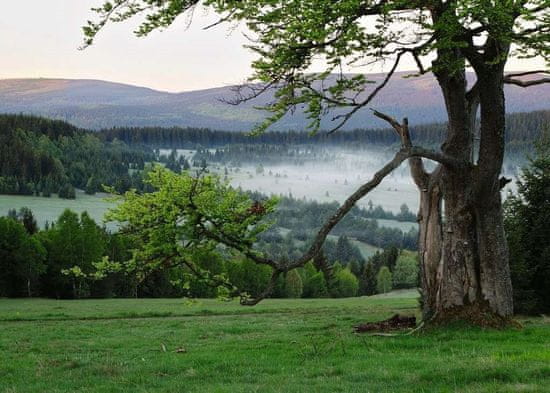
[376,218,418,231]
[0,192,114,229]
[1,291,549,393]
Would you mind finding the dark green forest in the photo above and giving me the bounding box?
[0,115,155,197]
[1,112,549,314]
[100,110,549,158]
[2,110,547,197]
[0,206,414,300]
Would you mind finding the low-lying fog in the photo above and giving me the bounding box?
[161,147,519,216]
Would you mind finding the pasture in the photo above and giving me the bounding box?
[0,192,113,229]
[1,291,549,393]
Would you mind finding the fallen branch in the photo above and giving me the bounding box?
[354,314,417,333]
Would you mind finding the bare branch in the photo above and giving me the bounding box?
[203,11,237,30]
[505,70,549,78]
[369,109,463,168]
[219,81,279,105]
[371,109,403,136]
[240,270,281,305]
[504,71,550,87]
[327,51,405,134]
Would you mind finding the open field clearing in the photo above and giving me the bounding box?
[0,192,113,229]
[1,291,549,393]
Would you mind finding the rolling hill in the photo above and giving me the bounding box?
[1,72,548,131]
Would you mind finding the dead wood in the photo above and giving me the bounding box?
[354,314,417,333]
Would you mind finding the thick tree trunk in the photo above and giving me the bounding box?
[412,65,513,325]
[414,159,513,324]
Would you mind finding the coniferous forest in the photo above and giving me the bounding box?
[1,112,548,314]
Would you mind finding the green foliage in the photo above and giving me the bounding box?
[0,217,46,297]
[103,166,277,298]
[334,236,365,266]
[302,262,329,298]
[359,261,377,296]
[504,134,550,314]
[226,258,272,299]
[368,247,399,273]
[42,209,107,298]
[305,272,329,298]
[284,269,303,298]
[85,176,99,195]
[16,207,38,235]
[333,268,359,298]
[58,183,76,199]
[0,114,154,197]
[392,254,419,289]
[85,1,548,133]
[376,266,393,294]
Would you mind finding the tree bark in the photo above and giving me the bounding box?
[411,63,514,324]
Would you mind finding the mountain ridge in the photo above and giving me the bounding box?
[1,72,548,131]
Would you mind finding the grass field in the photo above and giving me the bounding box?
[0,192,113,229]
[1,291,549,393]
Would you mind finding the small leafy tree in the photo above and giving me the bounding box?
[85,176,99,195]
[334,268,359,298]
[284,269,303,298]
[100,166,277,302]
[376,267,393,294]
[359,261,377,296]
[18,207,38,235]
[303,272,329,298]
[0,217,46,297]
[393,254,419,289]
[58,183,76,199]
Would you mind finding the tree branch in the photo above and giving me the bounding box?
[327,51,405,134]
[504,70,550,87]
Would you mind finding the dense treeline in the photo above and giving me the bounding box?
[0,207,418,299]
[193,145,338,166]
[0,114,155,197]
[4,141,548,308]
[504,137,550,315]
[100,110,549,159]
[258,194,419,248]
[3,110,546,197]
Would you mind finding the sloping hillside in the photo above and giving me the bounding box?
[1,72,548,130]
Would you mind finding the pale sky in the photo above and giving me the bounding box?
[0,0,546,92]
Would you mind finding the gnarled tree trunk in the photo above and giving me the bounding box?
[410,61,513,324]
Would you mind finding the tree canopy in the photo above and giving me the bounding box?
[82,0,549,320]
[84,0,549,133]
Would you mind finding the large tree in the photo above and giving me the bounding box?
[84,0,549,324]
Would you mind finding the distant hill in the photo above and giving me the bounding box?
[1,73,549,130]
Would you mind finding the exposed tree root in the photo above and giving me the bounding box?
[354,314,417,333]
[428,305,522,329]
[353,307,522,338]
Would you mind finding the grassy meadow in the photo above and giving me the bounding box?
[1,291,549,393]
[0,192,113,229]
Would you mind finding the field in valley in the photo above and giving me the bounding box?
[1,291,549,393]
[0,192,114,229]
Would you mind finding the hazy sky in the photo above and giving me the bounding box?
[0,1,546,92]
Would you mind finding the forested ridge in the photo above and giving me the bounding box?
[2,110,545,197]
[100,109,549,155]
[0,114,155,197]
[1,127,548,313]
